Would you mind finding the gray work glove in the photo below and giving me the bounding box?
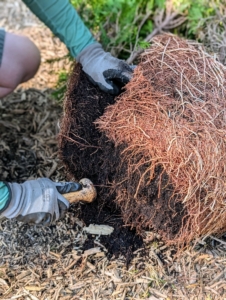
[1,178,81,225]
[77,43,133,95]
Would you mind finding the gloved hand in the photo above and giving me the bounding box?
[1,178,81,225]
[77,43,133,95]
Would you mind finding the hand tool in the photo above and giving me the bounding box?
[63,178,96,204]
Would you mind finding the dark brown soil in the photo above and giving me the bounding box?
[59,65,144,260]
[59,64,186,258]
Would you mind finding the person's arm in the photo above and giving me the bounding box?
[22,0,96,58]
[0,182,10,213]
[22,0,133,95]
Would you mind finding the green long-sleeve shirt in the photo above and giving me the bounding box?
[0,182,9,211]
[22,0,96,58]
[0,0,97,211]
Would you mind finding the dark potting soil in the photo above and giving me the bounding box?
[60,64,144,260]
[59,64,186,260]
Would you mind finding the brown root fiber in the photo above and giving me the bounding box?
[60,33,226,248]
[59,62,185,253]
[97,34,226,245]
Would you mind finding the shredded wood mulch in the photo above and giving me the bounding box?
[0,1,226,299]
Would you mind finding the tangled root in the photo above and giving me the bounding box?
[97,34,226,245]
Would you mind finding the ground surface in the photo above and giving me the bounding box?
[0,1,226,300]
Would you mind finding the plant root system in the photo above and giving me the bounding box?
[60,33,226,249]
[97,33,226,246]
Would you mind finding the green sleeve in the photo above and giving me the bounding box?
[22,0,96,58]
[0,182,9,211]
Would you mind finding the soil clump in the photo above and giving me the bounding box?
[59,66,145,259]
[59,63,185,256]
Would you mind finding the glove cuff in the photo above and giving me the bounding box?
[76,42,104,64]
[0,182,25,219]
[0,182,12,214]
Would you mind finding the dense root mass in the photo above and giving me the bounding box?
[97,34,226,244]
[60,33,226,246]
[59,61,185,247]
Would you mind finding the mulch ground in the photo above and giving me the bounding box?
[0,1,226,299]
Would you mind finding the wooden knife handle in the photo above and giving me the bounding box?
[63,178,96,204]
